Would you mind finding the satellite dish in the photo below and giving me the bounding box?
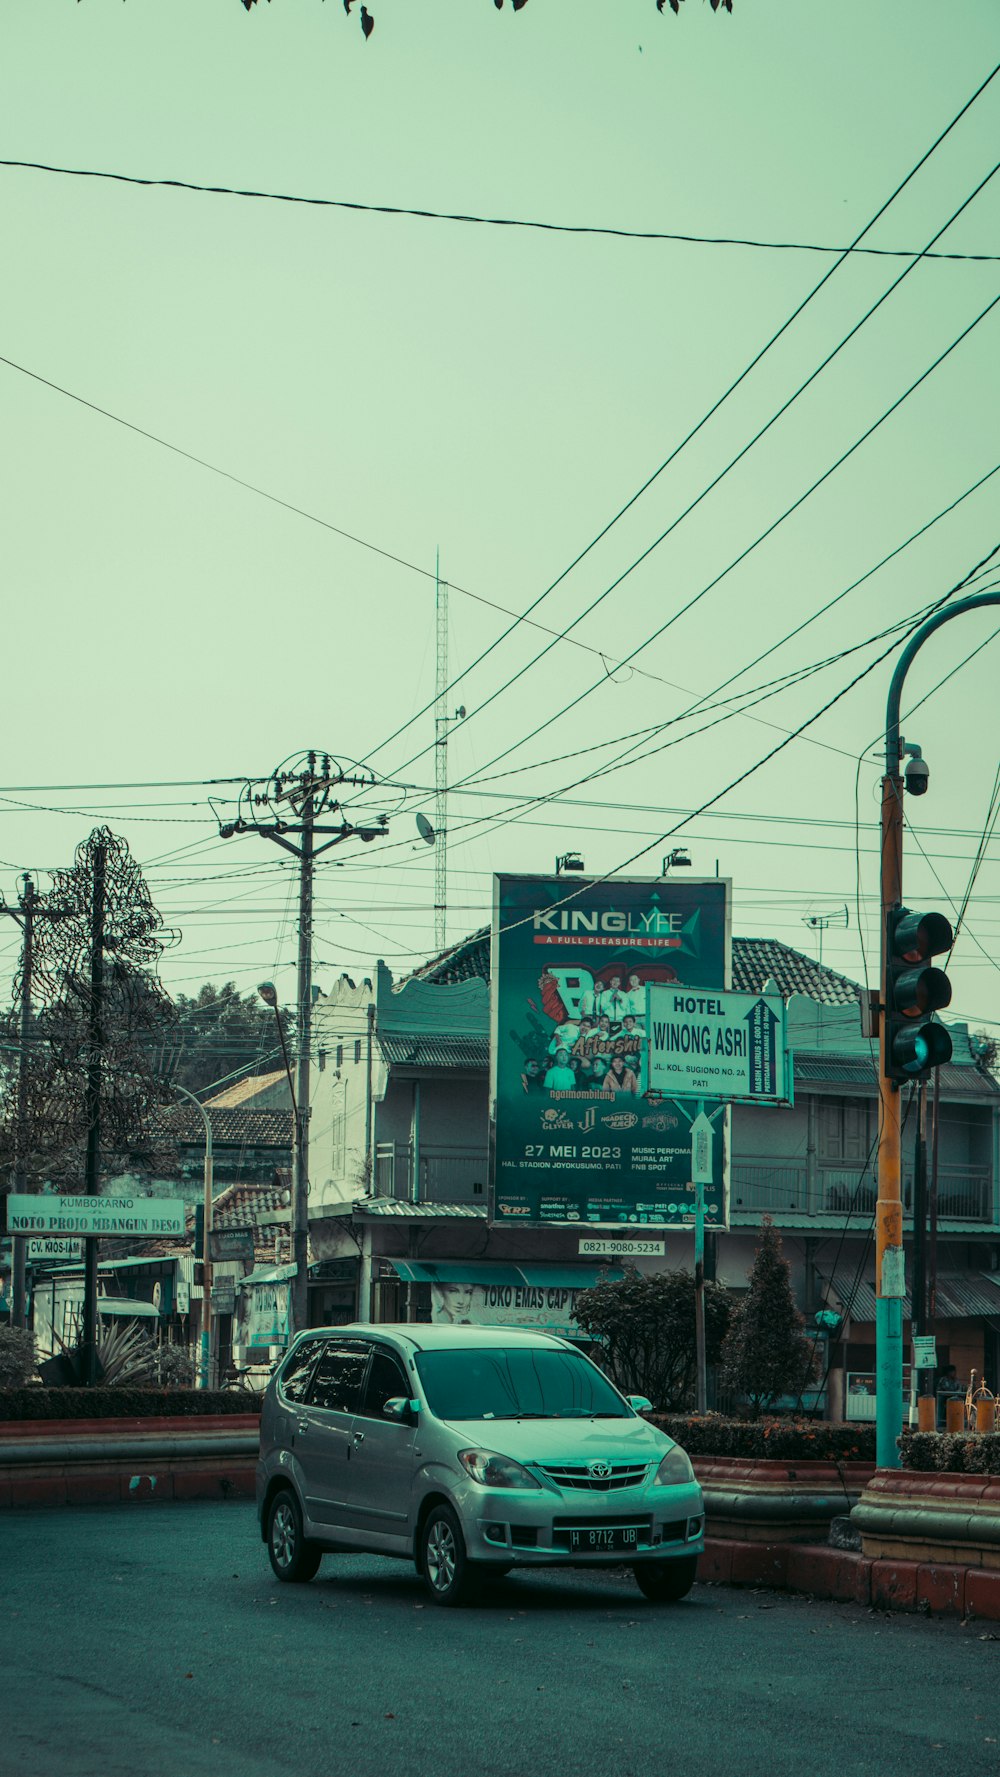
[416,814,436,845]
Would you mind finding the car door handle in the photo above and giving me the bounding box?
[353,1430,365,1445]
[297,1420,309,1436]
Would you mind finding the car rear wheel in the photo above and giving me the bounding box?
[420,1504,479,1607]
[633,1555,698,1602]
[267,1488,322,1584]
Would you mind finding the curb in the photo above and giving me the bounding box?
[697,1535,1000,1619]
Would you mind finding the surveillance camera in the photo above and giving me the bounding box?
[905,756,930,796]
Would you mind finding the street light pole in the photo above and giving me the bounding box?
[172,1085,213,1389]
[876,590,1000,1469]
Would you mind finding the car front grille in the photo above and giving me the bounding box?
[539,1462,650,1492]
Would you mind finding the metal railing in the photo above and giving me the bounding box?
[731,1158,993,1222]
[374,1142,488,1203]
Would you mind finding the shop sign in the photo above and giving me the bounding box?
[28,1237,84,1262]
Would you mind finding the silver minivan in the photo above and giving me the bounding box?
[256,1324,703,1606]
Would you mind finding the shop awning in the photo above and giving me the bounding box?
[384,1260,623,1288]
[238,1262,298,1290]
[96,1297,159,1319]
[819,1269,1000,1324]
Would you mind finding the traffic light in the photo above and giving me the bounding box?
[884,905,954,1083]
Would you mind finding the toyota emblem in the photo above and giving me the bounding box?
[588,1459,613,1478]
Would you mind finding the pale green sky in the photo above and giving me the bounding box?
[1,0,999,1030]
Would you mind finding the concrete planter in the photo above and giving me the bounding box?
[694,1454,875,1543]
[852,1469,1000,1569]
[0,1413,259,1509]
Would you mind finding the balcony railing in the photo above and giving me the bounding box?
[730,1158,994,1222]
[375,1142,488,1204]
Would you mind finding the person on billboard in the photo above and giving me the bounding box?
[548,1017,580,1055]
[593,1013,615,1055]
[604,1054,639,1095]
[596,975,628,1023]
[544,1048,577,1091]
[520,1058,547,1093]
[623,972,646,1017]
[430,1282,475,1324]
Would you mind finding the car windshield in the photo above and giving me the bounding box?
[413,1347,630,1421]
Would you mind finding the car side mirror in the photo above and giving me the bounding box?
[628,1395,653,1415]
[383,1397,419,1423]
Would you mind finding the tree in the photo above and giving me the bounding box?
[0,829,178,1189]
[240,0,733,38]
[166,981,292,1097]
[720,1217,818,1416]
[573,1266,732,1410]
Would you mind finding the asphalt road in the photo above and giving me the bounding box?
[5,1502,1000,1777]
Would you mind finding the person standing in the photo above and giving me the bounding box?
[935,1363,964,1429]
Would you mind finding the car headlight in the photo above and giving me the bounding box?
[655,1444,696,1486]
[458,1449,542,1489]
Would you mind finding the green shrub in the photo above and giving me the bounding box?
[652,1413,876,1463]
[900,1430,1000,1474]
[0,1387,260,1420]
[0,1327,38,1388]
[573,1267,732,1410]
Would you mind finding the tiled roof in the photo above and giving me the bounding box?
[204,1070,290,1109]
[153,1105,294,1148]
[412,928,490,986]
[211,1181,290,1229]
[378,1033,489,1070]
[732,938,860,1005]
[353,1197,488,1220]
[412,927,863,1007]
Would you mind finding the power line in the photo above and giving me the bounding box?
[358,64,1000,768]
[431,287,1000,801]
[6,154,1000,261]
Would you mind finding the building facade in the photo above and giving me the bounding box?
[307,932,1000,1410]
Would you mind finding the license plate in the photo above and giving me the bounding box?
[569,1527,638,1552]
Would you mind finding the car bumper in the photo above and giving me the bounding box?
[457,1480,704,1567]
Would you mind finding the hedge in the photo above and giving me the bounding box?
[0,1388,262,1421]
[652,1413,876,1462]
[899,1430,1000,1475]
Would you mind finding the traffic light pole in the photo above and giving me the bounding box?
[877,590,1000,1469]
[876,772,905,1469]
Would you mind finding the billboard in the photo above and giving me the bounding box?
[490,874,731,1229]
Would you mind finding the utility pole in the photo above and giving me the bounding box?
[220,751,388,1340]
[876,588,1000,1468]
[82,836,107,1388]
[1,875,37,1330]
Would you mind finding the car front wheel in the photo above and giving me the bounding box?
[419,1504,478,1607]
[267,1488,322,1584]
[633,1555,698,1603]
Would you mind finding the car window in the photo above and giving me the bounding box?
[307,1339,370,1414]
[413,1347,629,1420]
[358,1348,410,1420]
[278,1338,322,1404]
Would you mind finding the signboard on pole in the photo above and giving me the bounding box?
[209,1228,255,1264]
[490,873,731,1229]
[3,1196,186,1238]
[646,987,791,1105]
